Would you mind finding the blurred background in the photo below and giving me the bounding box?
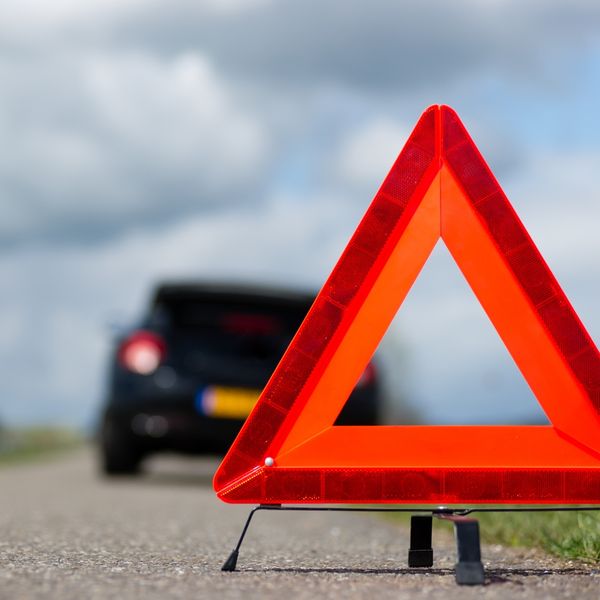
[0,0,599,448]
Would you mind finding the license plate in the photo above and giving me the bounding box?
[197,386,261,419]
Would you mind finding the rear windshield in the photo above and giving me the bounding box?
[148,296,311,360]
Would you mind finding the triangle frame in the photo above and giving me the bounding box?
[214,105,600,505]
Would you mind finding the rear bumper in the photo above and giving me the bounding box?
[103,406,245,454]
[102,384,379,455]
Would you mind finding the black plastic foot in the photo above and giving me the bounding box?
[455,561,485,585]
[408,548,434,568]
[222,549,239,572]
[408,515,433,568]
[222,506,264,573]
[442,515,485,585]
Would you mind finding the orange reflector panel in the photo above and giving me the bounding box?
[214,105,600,505]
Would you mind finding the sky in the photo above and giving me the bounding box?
[0,0,598,427]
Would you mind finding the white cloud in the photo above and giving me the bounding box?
[97,0,600,92]
[84,51,266,182]
[0,0,149,47]
[504,150,600,324]
[333,118,410,191]
[0,50,269,244]
[4,1,599,92]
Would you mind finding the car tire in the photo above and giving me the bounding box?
[99,420,143,476]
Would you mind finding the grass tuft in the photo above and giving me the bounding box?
[477,510,600,562]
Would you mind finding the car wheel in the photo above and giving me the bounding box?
[99,420,144,475]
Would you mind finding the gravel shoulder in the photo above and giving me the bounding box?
[0,450,598,599]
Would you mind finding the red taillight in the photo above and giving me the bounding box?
[221,313,281,335]
[355,361,376,388]
[118,331,166,375]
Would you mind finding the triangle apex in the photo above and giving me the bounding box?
[439,104,459,117]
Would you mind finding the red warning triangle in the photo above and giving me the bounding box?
[214,105,600,504]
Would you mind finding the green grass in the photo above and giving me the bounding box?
[476,510,600,562]
[0,427,84,465]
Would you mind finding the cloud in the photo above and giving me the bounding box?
[333,118,410,192]
[0,0,598,428]
[4,1,599,92]
[503,150,600,334]
[0,50,269,247]
[1,0,592,248]
[97,0,600,91]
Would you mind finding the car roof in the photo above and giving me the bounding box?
[152,281,316,309]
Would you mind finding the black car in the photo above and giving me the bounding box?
[99,282,380,474]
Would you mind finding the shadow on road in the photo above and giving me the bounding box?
[242,565,595,585]
[245,567,457,575]
[484,567,598,584]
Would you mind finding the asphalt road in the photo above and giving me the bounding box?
[0,450,599,599]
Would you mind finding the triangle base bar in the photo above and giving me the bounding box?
[218,467,600,504]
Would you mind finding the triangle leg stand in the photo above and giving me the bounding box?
[220,505,485,585]
[219,505,600,583]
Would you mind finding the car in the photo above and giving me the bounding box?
[98,281,380,474]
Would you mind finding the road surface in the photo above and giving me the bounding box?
[0,451,598,599]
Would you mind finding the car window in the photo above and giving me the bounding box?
[149,298,310,360]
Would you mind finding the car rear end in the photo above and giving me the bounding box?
[99,282,379,474]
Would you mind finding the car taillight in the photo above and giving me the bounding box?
[355,361,376,388]
[118,331,166,375]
